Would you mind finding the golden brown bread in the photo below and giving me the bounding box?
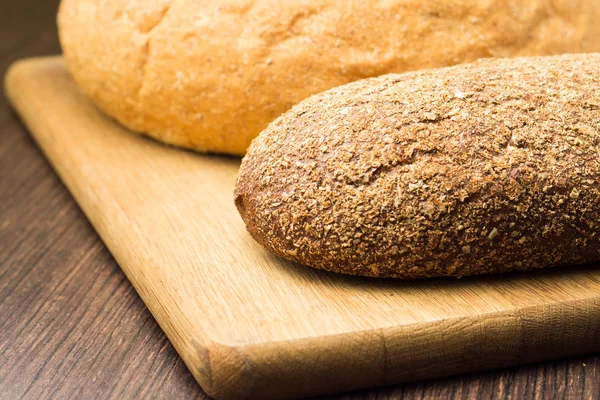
[58,0,600,155]
[235,53,600,278]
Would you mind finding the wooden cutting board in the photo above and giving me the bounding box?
[6,57,600,400]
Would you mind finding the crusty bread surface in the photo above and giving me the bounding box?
[235,53,600,278]
[58,0,600,155]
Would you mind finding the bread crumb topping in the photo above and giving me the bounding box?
[236,54,600,278]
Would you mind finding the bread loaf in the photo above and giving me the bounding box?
[235,53,600,278]
[58,0,600,155]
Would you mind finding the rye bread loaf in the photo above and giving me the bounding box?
[235,53,600,279]
[57,0,600,155]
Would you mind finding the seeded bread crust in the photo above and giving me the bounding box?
[235,53,600,278]
[58,0,600,155]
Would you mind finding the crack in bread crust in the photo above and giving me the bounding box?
[58,0,600,155]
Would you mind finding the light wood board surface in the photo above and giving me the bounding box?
[5,57,600,400]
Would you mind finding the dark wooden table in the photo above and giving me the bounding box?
[1,2,599,399]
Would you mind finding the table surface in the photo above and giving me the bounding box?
[1,1,599,399]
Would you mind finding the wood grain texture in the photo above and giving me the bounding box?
[5,55,600,399]
[1,2,600,399]
[0,0,207,400]
[0,2,205,399]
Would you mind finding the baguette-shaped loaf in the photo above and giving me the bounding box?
[235,54,600,278]
[58,0,600,155]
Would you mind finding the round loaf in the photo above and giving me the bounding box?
[58,0,600,155]
[235,53,600,278]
